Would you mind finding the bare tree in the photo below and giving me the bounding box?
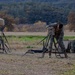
[0,11,15,31]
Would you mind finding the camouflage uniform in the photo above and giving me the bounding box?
[48,23,68,58]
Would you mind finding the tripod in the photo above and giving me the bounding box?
[41,33,62,58]
[41,31,68,58]
[0,31,10,53]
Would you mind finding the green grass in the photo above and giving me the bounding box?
[5,35,44,42]
[3,35,75,42]
[64,36,75,40]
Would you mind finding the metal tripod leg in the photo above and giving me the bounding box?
[42,35,50,57]
[0,39,6,53]
[54,39,68,58]
[41,34,67,58]
[53,39,61,57]
[1,32,10,53]
[42,41,48,57]
[1,39,7,53]
[47,36,62,58]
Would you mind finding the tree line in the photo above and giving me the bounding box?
[0,2,70,24]
[0,2,75,31]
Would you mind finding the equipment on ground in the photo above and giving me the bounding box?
[66,40,75,53]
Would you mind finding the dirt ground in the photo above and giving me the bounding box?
[0,49,75,75]
[0,31,75,75]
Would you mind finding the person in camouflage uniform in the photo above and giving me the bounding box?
[48,23,68,58]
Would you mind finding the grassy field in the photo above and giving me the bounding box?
[5,35,75,41]
[0,35,75,75]
[3,35,75,51]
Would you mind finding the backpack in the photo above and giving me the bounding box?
[66,40,75,53]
